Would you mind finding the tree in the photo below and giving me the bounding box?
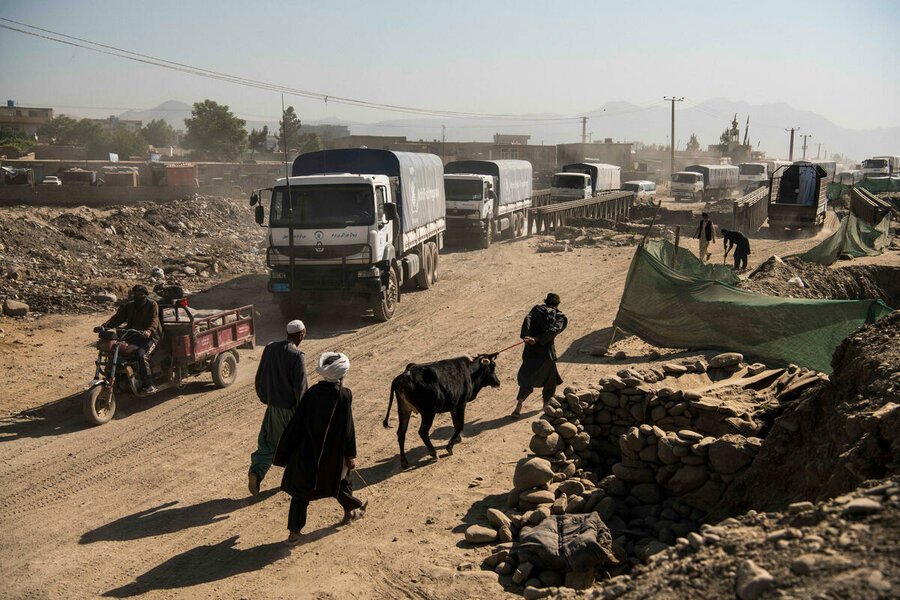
[183,99,248,161]
[108,127,148,159]
[141,119,176,147]
[278,106,302,151]
[719,129,731,145]
[248,125,269,152]
[296,132,322,154]
[0,127,36,156]
[37,115,78,144]
[71,119,109,158]
[686,133,700,152]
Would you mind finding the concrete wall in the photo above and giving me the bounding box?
[0,184,231,208]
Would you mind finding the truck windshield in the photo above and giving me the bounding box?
[621,183,639,192]
[552,174,586,189]
[271,184,374,228]
[672,173,700,183]
[445,179,483,201]
[740,164,765,175]
[863,159,887,169]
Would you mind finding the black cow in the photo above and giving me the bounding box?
[383,353,500,469]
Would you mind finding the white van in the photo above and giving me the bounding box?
[622,180,657,199]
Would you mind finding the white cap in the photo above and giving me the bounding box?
[286,320,305,334]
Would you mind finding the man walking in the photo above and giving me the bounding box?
[101,284,161,393]
[693,212,716,262]
[248,319,308,496]
[275,352,365,546]
[512,293,568,417]
[721,228,751,271]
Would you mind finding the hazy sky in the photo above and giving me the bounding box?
[2,0,898,133]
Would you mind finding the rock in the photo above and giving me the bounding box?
[92,292,117,304]
[638,445,659,463]
[790,554,818,575]
[667,465,708,494]
[523,586,551,600]
[565,569,595,590]
[520,489,556,505]
[599,392,620,407]
[530,433,562,457]
[788,501,815,515]
[495,560,515,575]
[735,559,774,600]
[498,525,514,542]
[637,540,669,562]
[687,531,704,550]
[2,299,29,316]
[514,457,555,491]
[612,463,656,484]
[529,505,551,524]
[842,498,882,516]
[571,433,591,451]
[631,483,662,504]
[464,525,497,544]
[557,480,585,496]
[557,422,578,439]
[512,561,535,585]
[692,359,708,372]
[613,351,627,361]
[676,430,703,442]
[746,363,767,376]
[708,435,755,474]
[551,495,568,514]
[486,508,512,530]
[663,363,688,375]
[866,570,892,593]
[181,265,197,276]
[709,352,743,368]
[532,419,555,437]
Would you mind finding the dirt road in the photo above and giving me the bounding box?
[0,228,874,600]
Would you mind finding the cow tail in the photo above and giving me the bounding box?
[383,376,398,428]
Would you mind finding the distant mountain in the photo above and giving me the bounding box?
[119,100,193,130]
[122,100,898,161]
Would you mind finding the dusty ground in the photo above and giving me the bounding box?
[0,202,897,599]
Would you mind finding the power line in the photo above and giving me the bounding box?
[0,18,588,122]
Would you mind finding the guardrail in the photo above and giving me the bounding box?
[530,189,552,207]
[731,186,768,235]
[527,191,634,235]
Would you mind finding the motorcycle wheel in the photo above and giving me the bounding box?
[83,385,116,425]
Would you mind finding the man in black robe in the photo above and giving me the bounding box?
[512,293,568,417]
[274,352,365,546]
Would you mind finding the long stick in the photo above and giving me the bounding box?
[494,340,525,355]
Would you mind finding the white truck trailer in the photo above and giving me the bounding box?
[251,148,446,321]
[443,159,532,248]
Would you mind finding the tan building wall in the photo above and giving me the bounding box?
[0,104,53,136]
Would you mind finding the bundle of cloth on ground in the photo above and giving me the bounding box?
[612,239,892,373]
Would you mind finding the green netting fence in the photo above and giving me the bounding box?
[787,212,892,266]
[644,238,740,285]
[858,177,900,194]
[613,239,892,373]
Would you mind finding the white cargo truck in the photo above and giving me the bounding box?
[443,159,532,248]
[550,161,620,202]
[862,156,900,177]
[250,148,446,321]
[671,164,739,201]
[738,162,769,192]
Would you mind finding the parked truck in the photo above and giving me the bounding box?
[861,155,900,177]
[738,162,769,193]
[767,162,828,233]
[443,159,532,248]
[550,161,620,202]
[250,148,446,321]
[671,164,739,201]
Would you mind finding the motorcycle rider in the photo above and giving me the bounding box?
[101,284,162,393]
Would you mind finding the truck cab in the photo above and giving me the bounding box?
[671,171,704,201]
[739,162,768,192]
[264,173,396,301]
[444,174,496,246]
[862,157,891,177]
[550,172,591,202]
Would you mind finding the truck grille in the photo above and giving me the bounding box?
[271,244,369,260]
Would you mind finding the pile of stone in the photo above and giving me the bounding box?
[0,196,265,314]
[462,352,830,598]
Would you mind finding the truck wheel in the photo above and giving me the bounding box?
[416,246,433,289]
[479,222,492,249]
[83,385,116,426]
[374,268,399,321]
[428,242,439,283]
[212,352,238,388]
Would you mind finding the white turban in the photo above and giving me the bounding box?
[286,320,305,334]
[317,352,349,382]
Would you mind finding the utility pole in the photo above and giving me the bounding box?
[785,127,799,161]
[800,134,813,160]
[663,97,684,176]
[816,142,821,159]
[581,117,588,145]
[441,124,446,160]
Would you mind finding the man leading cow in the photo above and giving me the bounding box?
[512,293,568,418]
